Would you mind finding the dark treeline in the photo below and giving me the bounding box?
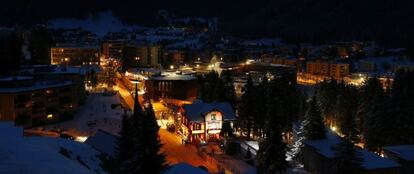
[316,70,414,153]
[1,0,414,48]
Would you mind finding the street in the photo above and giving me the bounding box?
[159,129,219,173]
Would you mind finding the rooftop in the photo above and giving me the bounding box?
[384,145,414,161]
[183,100,235,122]
[304,132,400,170]
[0,80,72,94]
[85,129,119,157]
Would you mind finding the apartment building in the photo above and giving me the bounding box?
[0,77,76,127]
[51,45,100,65]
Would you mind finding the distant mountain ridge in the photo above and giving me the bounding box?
[1,0,413,46]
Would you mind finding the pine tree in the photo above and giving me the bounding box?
[29,26,54,64]
[257,125,288,174]
[122,83,146,173]
[252,78,268,138]
[116,113,133,171]
[142,101,168,173]
[335,85,359,139]
[389,70,414,144]
[360,78,389,152]
[238,74,255,139]
[303,97,326,140]
[222,70,237,107]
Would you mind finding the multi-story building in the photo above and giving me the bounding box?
[0,76,76,127]
[20,65,89,105]
[330,62,349,79]
[179,100,235,143]
[123,44,163,68]
[306,60,349,79]
[51,45,100,65]
[306,60,330,77]
[145,71,198,102]
[102,40,125,59]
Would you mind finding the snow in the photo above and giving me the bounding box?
[183,100,236,122]
[166,163,209,174]
[0,76,33,82]
[383,145,414,161]
[151,72,197,81]
[0,122,106,174]
[0,81,72,93]
[85,129,118,158]
[49,11,142,36]
[304,132,401,170]
[39,93,126,137]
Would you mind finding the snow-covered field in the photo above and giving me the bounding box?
[39,93,125,137]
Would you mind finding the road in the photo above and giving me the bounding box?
[159,129,219,173]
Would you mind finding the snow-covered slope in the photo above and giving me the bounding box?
[48,11,141,36]
[0,122,106,174]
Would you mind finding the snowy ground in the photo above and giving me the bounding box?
[36,92,125,137]
[0,122,105,174]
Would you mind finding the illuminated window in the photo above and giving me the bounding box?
[211,113,216,121]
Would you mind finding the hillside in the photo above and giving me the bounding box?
[1,0,413,46]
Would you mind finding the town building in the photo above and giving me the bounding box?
[0,76,76,127]
[306,60,330,77]
[306,60,350,79]
[20,65,93,105]
[123,43,163,68]
[179,100,236,143]
[51,45,100,66]
[102,40,125,59]
[383,145,414,174]
[303,132,401,174]
[330,62,350,79]
[145,71,198,102]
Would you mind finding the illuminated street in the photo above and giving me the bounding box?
[159,129,219,173]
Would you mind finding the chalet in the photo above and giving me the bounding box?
[179,100,235,143]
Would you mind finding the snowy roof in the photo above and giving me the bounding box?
[384,145,414,161]
[151,72,196,81]
[304,132,400,170]
[0,76,33,82]
[0,81,72,94]
[0,123,106,174]
[85,129,119,157]
[166,163,209,174]
[21,65,101,76]
[183,100,235,122]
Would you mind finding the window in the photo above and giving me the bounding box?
[193,123,201,130]
[211,113,216,121]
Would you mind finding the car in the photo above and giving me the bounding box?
[60,132,75,140]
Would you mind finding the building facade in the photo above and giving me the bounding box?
[51,45,100,66]
[180,101,235,143]
[0,77,76,128]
